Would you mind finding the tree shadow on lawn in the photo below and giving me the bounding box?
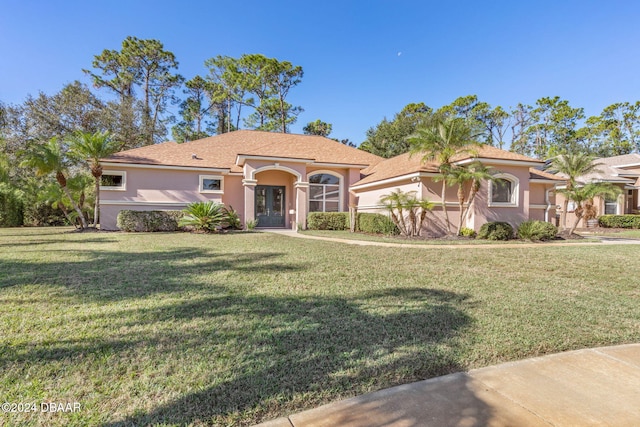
[0,238,119,247]
[97,288,489,426]
[0,247,300,300]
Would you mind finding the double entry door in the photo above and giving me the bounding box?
[255,185,285,227]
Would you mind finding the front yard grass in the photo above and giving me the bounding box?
[1,227,639,426]
[300,229,599,244]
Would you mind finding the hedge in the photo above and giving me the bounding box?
[598,214,640,229]
[356,212,399,235]
[477,221,514,240]
[116,210,184,232]
[307,212,349,230]
[516,220,558,241]
[0,185,24,227]
[305,211,399,234]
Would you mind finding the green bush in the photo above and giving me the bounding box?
[516,220,558,241]
[459,227,477,238]
[222,206,242,230]
[477,221,514,241]
[598,214,640,229]
[0,184,24,227]
[179,201,225,232]
[357,213,399,235]
[117,210,184,232]
[307,212,349,230]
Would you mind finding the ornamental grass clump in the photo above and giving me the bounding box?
[179,201,225,232]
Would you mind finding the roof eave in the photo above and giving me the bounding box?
[350,171,439,191]
[455,157,544,167]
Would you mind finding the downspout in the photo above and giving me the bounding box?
[544,186,553,223]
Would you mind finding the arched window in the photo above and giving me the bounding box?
[308,172,342,212]
[489,174,519,206]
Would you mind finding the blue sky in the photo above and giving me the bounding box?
[2,0,639,145]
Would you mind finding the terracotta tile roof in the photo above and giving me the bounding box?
[102,130,383,173]
[354,145,543,187]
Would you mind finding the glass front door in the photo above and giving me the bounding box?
[255,186,286,227]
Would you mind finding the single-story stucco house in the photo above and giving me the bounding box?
[99,130,561,234]
[555,153,640,228]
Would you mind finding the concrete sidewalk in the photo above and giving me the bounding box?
[256,343,640,427]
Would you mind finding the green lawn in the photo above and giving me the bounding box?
[585,229,640,239]
[1,227,639,426]
[300,229,600,245]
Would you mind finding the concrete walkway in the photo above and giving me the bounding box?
[262,229,640,249]
[255,343,640,427]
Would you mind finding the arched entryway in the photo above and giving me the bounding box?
[243,164,309,229]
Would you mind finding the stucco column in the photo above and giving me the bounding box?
[242,179,257,229]
[295,181,309,230]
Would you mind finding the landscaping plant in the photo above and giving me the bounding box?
[477,221,513,240]
[178,201,225,232]
[380,189,433,236]
[516,220,558,241]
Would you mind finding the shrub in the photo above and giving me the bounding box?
[0,184,24,227]
[117,210,184,232]
[246,219,258,230]
[357,213,399,235]
[516,220,558,241]
[222,206,242,230]
[179,201,225,232]
[598,214,640,229]
[307,212,349,230]
[459,227,477,238]
[477,221,514,240]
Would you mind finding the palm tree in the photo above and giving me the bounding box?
[407,117,482,234]
[545,153,602,231]
[68,131,120,227]
[380,189,433,236]
[560,183,621,235]
[445,162,494,235]
[20,137,88,229]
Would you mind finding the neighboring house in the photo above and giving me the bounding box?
[555,153,640,228]
[99,130,560,234]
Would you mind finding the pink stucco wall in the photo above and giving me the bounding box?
[100,166,228,230]
[101,162,360,230]
[354,164,557,236]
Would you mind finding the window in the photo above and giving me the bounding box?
[199,175,224,193]
[100,171,126,190]
[308,172,341,212]
[605,195,618,215]
[488,174,518,207]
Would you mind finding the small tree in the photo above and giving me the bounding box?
[438,162,494,235]
[68,130,120,227]
[380,189,433,237]
[560,183,622,235]
[20,137,88,229]
[545,153,602,230]
[408,116,483,234]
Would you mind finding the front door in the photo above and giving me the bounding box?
[255,185,286,227]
